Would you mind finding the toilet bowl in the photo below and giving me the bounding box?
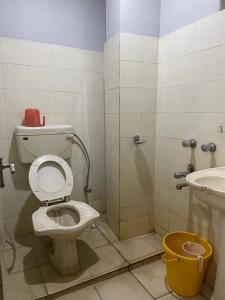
[29,154,100,275]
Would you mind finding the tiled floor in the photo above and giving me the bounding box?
[1,222,164,299]
[47,260,213,300]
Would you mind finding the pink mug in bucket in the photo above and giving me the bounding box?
[182,241,205,272]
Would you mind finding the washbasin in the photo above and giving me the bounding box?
[186,167,225,212]
[186,167,225,299]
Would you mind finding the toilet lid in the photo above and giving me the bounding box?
[29,154,73,202]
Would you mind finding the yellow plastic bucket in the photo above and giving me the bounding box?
[162,232,213,297]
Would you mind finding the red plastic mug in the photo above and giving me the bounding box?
[22,109,45,127]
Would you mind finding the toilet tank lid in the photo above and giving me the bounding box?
[15,125,73,136]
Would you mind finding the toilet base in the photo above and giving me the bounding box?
[49,238,80,275]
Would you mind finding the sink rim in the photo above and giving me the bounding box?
[186,167,225,198]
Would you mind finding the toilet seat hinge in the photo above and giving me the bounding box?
[41,196,70,207]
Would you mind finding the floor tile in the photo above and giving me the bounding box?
[3,267,47,300]
[200,283,213,300]
[40,244,126,294]
[79,244,127,277]
[8,233,50,265]
[172,292,207,300]
[97,222,119,243]
[52,285,101,300]
[39,263,92,294]
[3,246,38,274]
[96,272,154,300]
[113,233,162,262]
[77,227,109,252]
[132,260,170,298]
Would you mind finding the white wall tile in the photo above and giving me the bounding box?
[105,62,120,90]
[120,113,141,137]
[168,54,194,86]
[158,32,176,63]
[154,203,168,230]
[28,41,52,67]
[141,113,156,138]
[142,88,157,113]
[104,34,120,66]
[194,47,220,82]
[222,10,225,45]
[156,113,167,137]
[157,62,169,88]
[142,36,158,63]
[196,12,222,51]
[105,88,119,113]
[0,38,2,62]
[157,88,167,113]
[74,48,92,71]
[142,63,157,88]
[120,61,142,87]
[52,45,74,69]
[79,51,103,72]
[54,68,75,92]
[29,66,53,90]
[192,80,220,112]
[0,114,7,138]
[1,38,28,65]
[0,89,6,113]
[220,44,225,78]
[54,91,75,113]
[166,113,192,139]
[167,84,193,113]
[74,71,93,93]
[30,90,54,113]
[5,89,30,114]
[174,23,196,57]
[120,88,141,113]
[120,33,142,62]
[0,63,3,88]
[105,114,119,137]
[218,78,225,112]
[3,64,29,89]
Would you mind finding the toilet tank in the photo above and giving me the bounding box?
[15,125,74,163]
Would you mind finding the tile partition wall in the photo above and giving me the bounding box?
[155,10,225,284]
[105,33,158,240]
[0,37,105,235]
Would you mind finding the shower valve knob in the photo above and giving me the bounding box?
[182,139,197,148]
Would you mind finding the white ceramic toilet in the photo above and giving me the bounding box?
[15,125,100,274]
[29,154,100,275]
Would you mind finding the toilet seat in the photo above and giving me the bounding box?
[29,154,73,203]
[32,200,100,237]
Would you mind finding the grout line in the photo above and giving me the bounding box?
[94,285,104,300]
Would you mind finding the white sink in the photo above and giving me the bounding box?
[186,167,225,212]
[186,167,225,300]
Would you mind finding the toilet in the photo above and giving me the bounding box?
[15,125,100,275]
[29,154,99,275]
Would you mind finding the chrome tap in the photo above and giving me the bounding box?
[201,143,216,153]
[0,158,15,188]
[176,183,188,190]
[174,164,195,179]
[174,163,194,190]
[182,139,197,148]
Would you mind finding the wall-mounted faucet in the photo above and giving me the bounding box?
[174,163,195,190]
[176,183,188,190]
[133,135,146,145]
[0,158,15,188]
[201,143,216,153]
[174,164,195,179]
